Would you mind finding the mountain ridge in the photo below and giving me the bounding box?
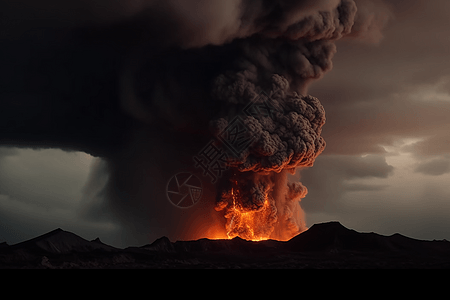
[8,228,118,254]
[2,222,450,268]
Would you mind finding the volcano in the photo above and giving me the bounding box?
[1,222,450,269]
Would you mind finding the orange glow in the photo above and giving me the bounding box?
[225,197,273,241]
[215,182,276,242]
[206,178,307,242]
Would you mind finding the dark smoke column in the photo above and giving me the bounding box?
[206,1,359,240]
[212,70,327,241]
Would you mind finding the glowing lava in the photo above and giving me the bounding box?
[225,197,274,241]
[216,183,278,242]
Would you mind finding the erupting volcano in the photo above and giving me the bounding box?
[211,80,326,242]
[204,37,330,241]
[71,0,392,245]
[5,0,449,270]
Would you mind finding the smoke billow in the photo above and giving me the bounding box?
[112,0,391,242]
[211,72,326,240]
[0,0,392,244]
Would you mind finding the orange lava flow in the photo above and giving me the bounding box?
[225,199,272,241]
[222,186,276,242]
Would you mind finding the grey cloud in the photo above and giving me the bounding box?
[309,154,394,180]
[312,90,450,156]
[343,183,389,192]
[300,154,394,213]
[414,157,450,176]
[404,134,450,157]
[349,0,394,43]
[0,149,89,210]
[306,0,450,157]
[0,148,120,246]
[0,147,19,159]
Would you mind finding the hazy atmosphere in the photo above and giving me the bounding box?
[0,0,449,248]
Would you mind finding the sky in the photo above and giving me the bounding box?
[0,0,450,247]
[303,0,450,240]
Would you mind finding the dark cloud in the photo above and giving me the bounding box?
[0,28,133,157]
[0,0,445,158]
[309,81,450,156]
[0,0,392,157]
[300,154,394,212]
[0,0,148,32]
[414,157,450,177]
[307,0,450,157]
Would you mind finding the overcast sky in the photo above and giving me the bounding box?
[304,0,450,240]
[1,0,450,247]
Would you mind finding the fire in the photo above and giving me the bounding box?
[225,197,273,241]
[218,184,277,242]
[211,174,308,242]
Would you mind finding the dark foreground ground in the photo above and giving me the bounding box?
[1,222,450,269]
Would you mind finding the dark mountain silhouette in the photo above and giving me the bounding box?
[288,221,397,252]
[2,222,450,268]
[90,237,116,249]
[140,236,175,253]
[288,222,450,256]
[8,228,117,254]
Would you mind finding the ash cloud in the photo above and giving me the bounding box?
[0,0,393,244]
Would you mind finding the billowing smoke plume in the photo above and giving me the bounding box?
[192,0,355,240]
[211,73,326,240]
[0,0,392,245]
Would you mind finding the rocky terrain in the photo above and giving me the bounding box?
[1,222,450,269]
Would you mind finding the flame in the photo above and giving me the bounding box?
[225,196,272,241]
[209,176,307,242]
[220,184,277,242]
